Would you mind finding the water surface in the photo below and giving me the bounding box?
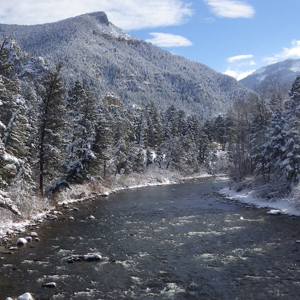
[1,181,300,299]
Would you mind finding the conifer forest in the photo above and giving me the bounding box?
[0,12,300,222]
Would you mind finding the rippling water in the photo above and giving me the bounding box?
[1,181,300,299]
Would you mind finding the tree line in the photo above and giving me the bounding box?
[204,74,300,198]
[0,42,213,199]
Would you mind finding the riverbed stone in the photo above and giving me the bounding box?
[17,238,28,246]
[17,292,35,300]
[25,236,32,243]
[42,282,57,288]
[9,246,18,250]
[83,253,102,261]
[30,232,38,237]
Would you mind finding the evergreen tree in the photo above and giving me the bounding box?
[64,82,98,183]
[93,104,112,178]
[277,76,300,189]
[37,62,66,196]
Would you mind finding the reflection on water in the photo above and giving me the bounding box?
[1,181,300,299]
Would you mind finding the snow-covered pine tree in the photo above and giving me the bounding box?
[250,96,271,181]
[277,75,300,190]
[64,82,98,184]
[257,108,286,185]
[0,39,33,190]
[92,104,112,178]
[37,62,66,196]
[145,102,162,149]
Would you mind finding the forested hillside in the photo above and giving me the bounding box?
[0,12,254,120]
[0,37,219,219]
[240,58,300,92]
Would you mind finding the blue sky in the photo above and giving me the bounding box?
[1,0,300,80]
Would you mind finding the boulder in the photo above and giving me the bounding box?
[42,282,57,288]
[17,293,35,300]
[83,253,102,261]
[17,238,28,246]
[67,253,102,263]
[25,236,32,243]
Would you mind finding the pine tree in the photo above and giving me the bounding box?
[37,62,66,196]
[64,82,98,183]
[277,75,300,189]
[92,104,112,178]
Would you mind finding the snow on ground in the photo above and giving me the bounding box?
[219,187,300,216]
[0,169,213,239]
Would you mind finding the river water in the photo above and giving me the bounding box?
[1,180,300,300]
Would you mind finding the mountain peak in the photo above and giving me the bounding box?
[79,11,110,26]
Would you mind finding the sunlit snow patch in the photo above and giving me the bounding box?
[219,187,300,216]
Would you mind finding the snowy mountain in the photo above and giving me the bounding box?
[240,58,300,91]
[0,12,254,120]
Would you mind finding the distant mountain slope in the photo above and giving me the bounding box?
[0,12,254,120]
[240,58,300,91]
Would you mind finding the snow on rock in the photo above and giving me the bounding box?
[25,236,32,242]
[267,209,282,215]
[68,253,102,263]
[30,232,38,237]
[17,237,28,246]
[17,293,35,300]
[42,282,57,288]
[83,253,102,261]
[89,215,95,220]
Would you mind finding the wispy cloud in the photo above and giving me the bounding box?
[205,0,255,18]
[264,40,300,64]
[227,54,253,63]
[146,32,192,47]
[225,53,256,80]
[0,0,194,30]
[224,68,255,80]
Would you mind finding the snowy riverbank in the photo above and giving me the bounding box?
[0,169,214,239]
[219,186,300,216]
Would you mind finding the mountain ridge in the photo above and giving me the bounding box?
[0,11,255,120]
[240,58,300,91]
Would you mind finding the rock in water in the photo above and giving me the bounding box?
[17,238,28,246]
[25,236,32,243]
[83,253,102,261]
[42,282,57,288]
[17,292,35,300]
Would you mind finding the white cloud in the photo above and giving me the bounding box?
[225,54,256,80]
[205,0,255,18]
[264,40,300,64]
[227,54,253,63]
[146,32,192,47]
[224,68,255,80]
[0,0,193,30]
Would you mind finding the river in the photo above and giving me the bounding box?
[1,180,300,299]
